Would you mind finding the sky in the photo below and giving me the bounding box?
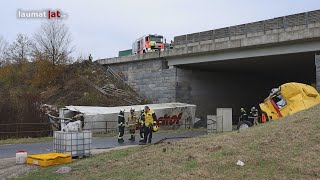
[0,0,320,60]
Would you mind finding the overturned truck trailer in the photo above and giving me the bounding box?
[59,103,196,133]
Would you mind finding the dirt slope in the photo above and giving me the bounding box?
[0,60,143,139]
[19,105,320,179]
[40,60,143,107]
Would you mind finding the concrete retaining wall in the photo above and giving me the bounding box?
[108,59,177,103]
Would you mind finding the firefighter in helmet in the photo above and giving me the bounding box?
[142,106,157,143]
[139,109,145,142]
[128,108,138,141]
[118,110,125,143]
[240,107,248,122]
[250,107,259,125]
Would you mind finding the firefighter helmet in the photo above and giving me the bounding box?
[153,125,159,132]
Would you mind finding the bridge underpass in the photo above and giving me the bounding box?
[176,51,317,123]
[97,9,320,124]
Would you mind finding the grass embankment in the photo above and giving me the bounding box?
[20,105,320,179]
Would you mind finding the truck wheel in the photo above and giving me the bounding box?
[237,121,253,130]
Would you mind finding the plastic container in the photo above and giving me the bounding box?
[16,150,27,164]
[53,131,92,157]
[26,153,72,167]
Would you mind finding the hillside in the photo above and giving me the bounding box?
[21,105,320,179]
[0,60,143,139]
[40,60,143,107]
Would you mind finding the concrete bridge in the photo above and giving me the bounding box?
[97,10,320,120]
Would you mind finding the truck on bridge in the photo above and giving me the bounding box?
[118,34,167,57]
[132,34,165,54]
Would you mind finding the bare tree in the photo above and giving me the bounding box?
[33,20,74,65]
[0,35,9,65]
[6,34,33,64]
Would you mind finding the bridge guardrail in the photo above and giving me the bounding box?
[174,10,320,46]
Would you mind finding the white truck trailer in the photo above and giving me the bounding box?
[57,103,196,133]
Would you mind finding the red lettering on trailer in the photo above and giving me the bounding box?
[156,113,183,126]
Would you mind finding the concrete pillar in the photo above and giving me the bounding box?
[316,54,320,92]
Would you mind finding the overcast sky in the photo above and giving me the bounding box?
[1,0,320,60]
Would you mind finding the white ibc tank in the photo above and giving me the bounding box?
[53,131,92,157]
[16,151,27,164]
[216,108,233,132]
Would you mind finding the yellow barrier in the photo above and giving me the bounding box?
[26,153,72,167]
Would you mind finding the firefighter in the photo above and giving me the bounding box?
[150,40,156,50]
[128,108,138,141]
[239,108,248,122]
[142,106,157,144]
[139,110,145,143]
[250,107,259,125]
[169,40,174,49]
[89,54,93,62]
[118,110,125,143]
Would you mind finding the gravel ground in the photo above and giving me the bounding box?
[0,158,37,180]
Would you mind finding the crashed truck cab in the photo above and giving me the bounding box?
[259,82,320,121]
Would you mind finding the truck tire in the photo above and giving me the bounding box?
[237,120,253,130]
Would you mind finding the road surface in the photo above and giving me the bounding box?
[0,131,206,159]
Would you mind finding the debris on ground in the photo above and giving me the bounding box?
[236,160,245,166]
[0,158,37,179]
[56,166,72,174]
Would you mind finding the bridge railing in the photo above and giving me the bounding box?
[174,10,320,46]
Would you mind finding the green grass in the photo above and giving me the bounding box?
[185,159,198,171]
[157,127,206,134]
[18,147,143,180]
[18,105,320,179]
[0,137,53,145]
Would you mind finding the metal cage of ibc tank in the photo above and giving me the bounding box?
[53,131,92,157]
